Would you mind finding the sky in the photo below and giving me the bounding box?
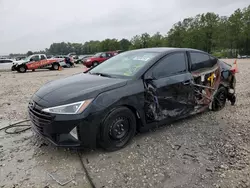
[0,0,249,55]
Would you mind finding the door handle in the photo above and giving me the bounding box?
[182,80,191,85]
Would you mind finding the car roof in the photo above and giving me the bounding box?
[131,47,205,54]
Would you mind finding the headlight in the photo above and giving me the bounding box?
[42,99,93,114]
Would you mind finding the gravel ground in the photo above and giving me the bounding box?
[0,67,92,188]
[0,60,250,188]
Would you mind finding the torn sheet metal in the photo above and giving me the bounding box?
[144,78,195,122]
[192,64,221,112]
[144,64,222,122]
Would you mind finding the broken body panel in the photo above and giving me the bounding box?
[143,51,234,124]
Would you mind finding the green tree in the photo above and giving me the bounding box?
[130,35,142,49]
[19,4,250,58]
[150,32,166,47]
[119,39,131,51]
[27,51,33,56]
[228,9,244,57]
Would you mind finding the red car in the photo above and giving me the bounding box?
[83,51,117,68]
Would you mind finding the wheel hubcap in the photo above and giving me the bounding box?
[109,117,129,140]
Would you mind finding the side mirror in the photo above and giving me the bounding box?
[144,71,156,81]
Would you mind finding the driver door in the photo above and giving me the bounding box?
[143,52,195,122]
[26,55,41,69]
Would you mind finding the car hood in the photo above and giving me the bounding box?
[34,73,127,107]
[87,57,98,61]
[14,60,28,65]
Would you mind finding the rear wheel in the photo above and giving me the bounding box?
[52,63,59,70]
[212,87,227,111]
[17,65,27,73]
[98,107,136,151]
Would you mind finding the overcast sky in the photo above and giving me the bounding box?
[0,0,249,55]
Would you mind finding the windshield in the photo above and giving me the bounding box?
[89,51,159,78]
[23,55,33,61]
[94,53,102,57]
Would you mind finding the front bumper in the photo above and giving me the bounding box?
[82,61,92,67]
[28,98,101,148]
[11,65,17,71]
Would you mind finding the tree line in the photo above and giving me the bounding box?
[10,5,250,58]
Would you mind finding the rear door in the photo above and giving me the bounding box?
[0,59,13,70]
[144,52,195,122]
[187,51,220,110]
[40,55,48,67]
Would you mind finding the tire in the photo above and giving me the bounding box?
[52,63,59,70]
[98,107,136,151]
[93,62,99,67]
[212,87,227,111]
[17,65,27,73]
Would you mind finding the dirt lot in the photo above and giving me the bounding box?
[0,59,250,188]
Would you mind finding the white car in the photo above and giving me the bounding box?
[0,59,17,70]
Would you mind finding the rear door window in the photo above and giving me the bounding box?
[40,55,46,60]
[190,52,216,71]
[101,53,107,58]
[152,53,187,79]
[31,55,40,61]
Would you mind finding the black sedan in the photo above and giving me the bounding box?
[29,48,236,151]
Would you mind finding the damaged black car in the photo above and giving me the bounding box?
[29,48,236,151]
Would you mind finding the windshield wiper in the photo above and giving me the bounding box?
[90,72,113,78]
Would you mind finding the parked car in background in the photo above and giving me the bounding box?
[0,59,17,70]
[81,55,93,63]
[54,55,65,59]
[46,55,54,59]
[240,55,250,59]
[82,51,117,68]
[78,55,92,59]
[114,50,125,54]
[12,54,65,73]
[72,55,81,64]
[74,55,93,64]
[29,48,236,151]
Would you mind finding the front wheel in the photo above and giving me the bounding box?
[98,107,136,151]
[17,65,27,73]
[212,87,227,111]
[52,63,59,70]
